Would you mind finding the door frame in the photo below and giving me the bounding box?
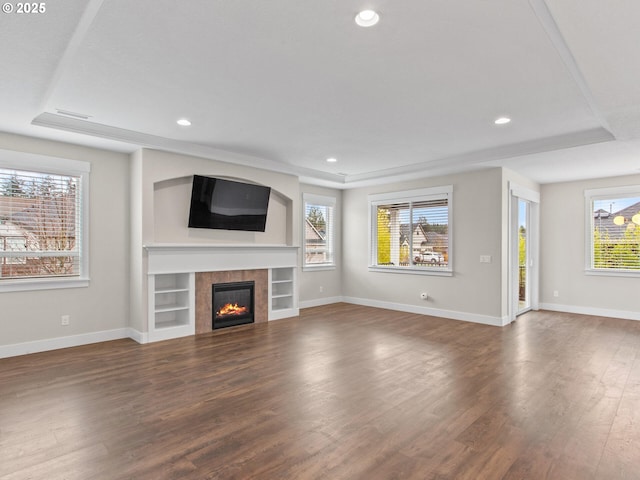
[508,182,540,323]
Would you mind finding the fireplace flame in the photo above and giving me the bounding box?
[217,302,249,317]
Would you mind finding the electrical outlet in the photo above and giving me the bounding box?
[61,315,70,326]
[553,290,559,298]
[319,286,324,293]
[480,255,492,263]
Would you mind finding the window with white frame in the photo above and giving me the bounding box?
[369,186,452,274]
[303,193,335,269]
[586,186,640,274]
[0,152,90,291]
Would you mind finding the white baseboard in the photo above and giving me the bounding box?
[127,328,148,344]
[305,296,507,327]
[0,328,136,359]
[269,307,300,321]
[1,296,535,359]
[539,303,640,322]
[299,296,345,309]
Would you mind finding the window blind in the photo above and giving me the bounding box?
[590,195,640,271]
[304,195,335,267]
[0,168,81,279]
[371,187,451,272]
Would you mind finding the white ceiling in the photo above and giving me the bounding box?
[1,0,639,188]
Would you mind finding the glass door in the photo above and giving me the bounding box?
[509,183,539,323]
[518,199,531,314]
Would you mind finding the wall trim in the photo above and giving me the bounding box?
[299,296,345,309]
[540,303,640,322]
[339,296,508,327]
[0,328,136,359]
[127,328,148,344]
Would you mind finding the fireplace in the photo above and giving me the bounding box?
[212,281,255,329]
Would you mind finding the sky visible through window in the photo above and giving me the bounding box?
[519,201,527,228]
[593,196,640,214]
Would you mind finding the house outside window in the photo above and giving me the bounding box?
[303,193,335,270]
[586,186,640,275]
[369,186,452,275]
[0,152,90,292]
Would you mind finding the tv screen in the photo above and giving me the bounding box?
[188,175,271,232]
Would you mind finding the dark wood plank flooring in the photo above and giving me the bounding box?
[2,304,640,479]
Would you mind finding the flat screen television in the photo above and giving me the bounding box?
[188,175,271,232]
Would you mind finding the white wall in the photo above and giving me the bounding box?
[342,168,506,325]
[129,149,145,334]
[6,129,638,358]
[299,184,343,307]
[540,173,640,319]
[0,133,130,355]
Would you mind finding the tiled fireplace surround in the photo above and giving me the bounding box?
[195,269,268,334]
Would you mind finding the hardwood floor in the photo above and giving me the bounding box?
[2,304,640,479]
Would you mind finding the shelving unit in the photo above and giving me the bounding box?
[144,245,299,340]
[269,267,296,320]
[148,273,195,342]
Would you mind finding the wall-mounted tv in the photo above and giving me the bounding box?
[188,175,271,232]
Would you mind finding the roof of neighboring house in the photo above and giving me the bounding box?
[593,201,640,240]
[305,218,325,243]
[0,195,75,235]
[0,196,38,217]
[0,219,31,238]
[593,208,611,219]
[399,224,448,248]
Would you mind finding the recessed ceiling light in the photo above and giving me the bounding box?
[327,157,338,163]
[494,117,511,125]
[177,118,192,126]
[355,10,380,27]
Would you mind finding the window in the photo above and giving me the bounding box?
[369,186,452,275]
[0,152,90,291]
[303,193,335,269]
[586,186,640,274]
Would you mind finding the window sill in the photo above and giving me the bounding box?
[0,278,90,293]
[368,266,453,277]
[303,264,336,272]
[585,269,640,278]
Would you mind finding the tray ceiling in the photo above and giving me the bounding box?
[2,0,640,186]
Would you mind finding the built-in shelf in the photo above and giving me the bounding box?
[269,267,296,319]
[145,245,299,342]
[154,305,190,313]
[155,287,189,294]
[148,273,195,342]
[154,315,189,329]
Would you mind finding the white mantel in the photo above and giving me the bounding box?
[145,244,299,275]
